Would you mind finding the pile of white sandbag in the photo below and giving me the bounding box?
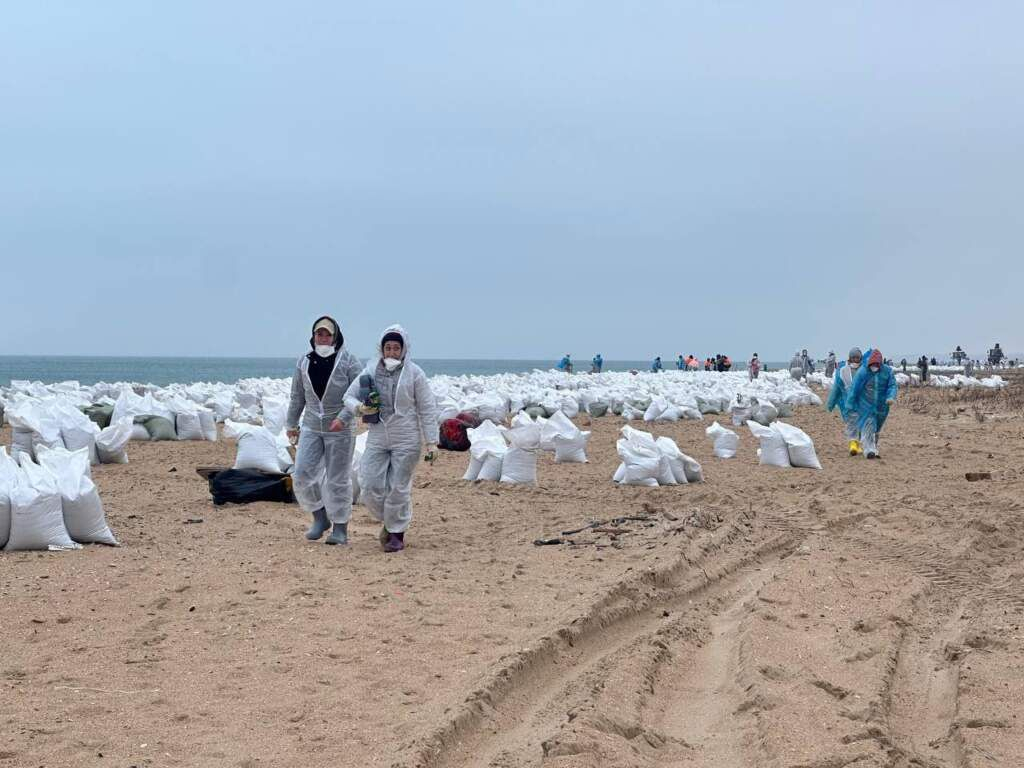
[613,426,703,487]
[1,446,118,552]
[461,410,591,485]
[747,421,822,469]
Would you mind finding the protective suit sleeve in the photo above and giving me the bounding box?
[413,367,440,444]
[826,371,843,412]
[286,360,305,429]
[885,369,898,402]
[845,365,867,415]
[340,354,364,420]
[342,373,364,416]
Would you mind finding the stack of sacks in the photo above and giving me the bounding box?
[3,448,118,551]
[6,400,63,461]
[539,410,590,463]
[500,414,541,485]
[462,420,508,481]
[162,395,218,441]
[223,420,293,474]
[613,426,702,486]
[111,388,178,441]
[747,421,822,469]
[706,422,739,458]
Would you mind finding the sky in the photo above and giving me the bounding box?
[2,2,1022,362]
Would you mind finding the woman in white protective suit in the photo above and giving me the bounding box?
[344,325,438,553]
[286,316,364,545]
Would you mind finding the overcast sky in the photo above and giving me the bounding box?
[2,2,1021,362]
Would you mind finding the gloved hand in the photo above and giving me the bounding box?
[328,418,345,432]
[357,404,376,416]
[286,428,299,444]
[423,443,437,463]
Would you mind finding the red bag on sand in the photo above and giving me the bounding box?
[454,411,482,429]
[439,419,471,451]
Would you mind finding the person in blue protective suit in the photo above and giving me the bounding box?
[826,347,865,456]
[676,355,685,370]
[591,354,603,373]
[557,354,573,373]
[344,325,439,552]
[651,356,663,373]
[845,348,898,459]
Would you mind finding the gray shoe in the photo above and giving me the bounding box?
[325,522,349,545]
[305,508,330,540]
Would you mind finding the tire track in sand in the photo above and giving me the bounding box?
[407,527,797,768]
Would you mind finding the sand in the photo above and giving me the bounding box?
[2,383,1024,767]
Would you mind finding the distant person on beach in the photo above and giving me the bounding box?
[825,351,837,378]
[704,358,712,371]
[286,315,364,545]
[964,358,975,377]
[801,349,814,375]
[900,358,907,373]
[748,353,760,380]
[827,347,864,456]
[846,349,897,459]
[591,354,603,373]
[676,355,685,370]
[789,351,803,380]
[687,355,700,371]
[651,356,663,373]
[557,354,573,374]
[722,355,732,371]
[345,325,438,553]
[917,355,929,383]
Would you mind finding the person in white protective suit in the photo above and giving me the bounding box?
[345,325,438,553]
[286,316,363,545]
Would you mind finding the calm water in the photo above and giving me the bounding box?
[0,356,757,387]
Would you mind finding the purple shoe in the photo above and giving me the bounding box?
[383,532,405,553]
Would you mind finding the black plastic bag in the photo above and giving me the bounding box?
[209,469,296,506]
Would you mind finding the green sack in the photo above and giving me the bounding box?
[83,404,114,429]
[587,403,609,418]
[525,406,547,420]
[143,415,177,441]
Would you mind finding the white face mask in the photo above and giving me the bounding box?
[383,357,402,371]
[314,345,335,358]
[869,365,880,373]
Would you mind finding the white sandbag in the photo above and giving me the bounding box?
[96,419,133,464]
[352,431,368,504]
[643,398,666,422]
[198,408,218,441]
[655,455,678,485]
[477,451,504,482]
[234,427,286,474]
[729,401,751,427]
[540,410,578,451]
[658,405,682,422]
[37,447,118,545]
[5,457,78,551]
[553,431,590,463]
[176,410,205,441]
[462,454,484,481]
[11,427,35,460]
[750,402,779,426]
[274,431,294,473]
[261,395,289,435]
[773,421,822,470]
[654,436,689,484]
[706,422,739,459]
[0,448,16,549]
[559,395,580,419]
[747,420,790,468]
[615,436,661,486]
[500,447,537,484]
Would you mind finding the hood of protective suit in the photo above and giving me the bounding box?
[867,349,883,368]
[309,315,344,351]
[375,324,410,364]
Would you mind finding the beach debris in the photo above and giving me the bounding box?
[965,472,992,482]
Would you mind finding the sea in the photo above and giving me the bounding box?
[0,356,791,388]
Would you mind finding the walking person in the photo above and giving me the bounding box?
[748,353,760,381]
[286,316,364,545]
[846,349,898,459]
[345,325,438,553]
[826,347,865,456]
[825,351,837,378]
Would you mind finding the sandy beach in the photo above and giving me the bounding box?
[2,383,1023,767]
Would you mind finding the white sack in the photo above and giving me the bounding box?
[706,422,739,459]
[5,457,78,551]
[96,419,133,464]
[773,421,822,470]
[747,420,791,468]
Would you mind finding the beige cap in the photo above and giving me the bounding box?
[313,319,335,335]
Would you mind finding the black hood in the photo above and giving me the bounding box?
[309,315,344,352]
